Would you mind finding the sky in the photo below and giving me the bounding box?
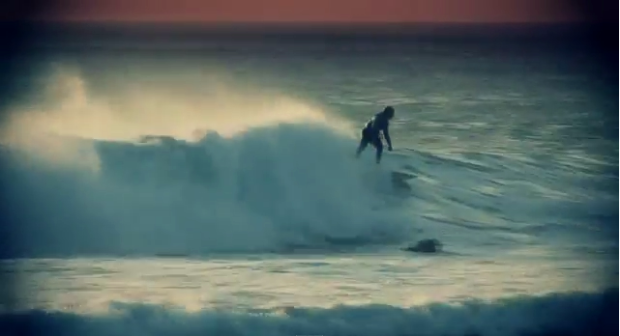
[22,0,587,23]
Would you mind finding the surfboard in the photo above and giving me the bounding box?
[391,171,416,180]
[390,170,415,192]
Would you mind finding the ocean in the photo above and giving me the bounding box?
[0,23,617,336]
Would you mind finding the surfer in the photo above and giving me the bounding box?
[355,106,395,164]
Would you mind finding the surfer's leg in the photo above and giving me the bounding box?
[356,139,368,158]
[373,137,383,163]
[355,129,370,158]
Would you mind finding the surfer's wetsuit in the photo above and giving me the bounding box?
[355,107,394,164]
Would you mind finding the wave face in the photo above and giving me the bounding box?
[0,289,616,336]
[0,123,414,257]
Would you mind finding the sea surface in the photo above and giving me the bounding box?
[0,24,617,336]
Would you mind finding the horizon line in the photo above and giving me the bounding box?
[0,19,590,25]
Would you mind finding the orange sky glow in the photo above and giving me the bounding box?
[25,0,586,23]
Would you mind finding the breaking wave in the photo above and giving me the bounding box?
[0,68,414,257]
[0,289,615,336]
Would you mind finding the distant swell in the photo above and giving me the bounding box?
[0,122,414,257]
[0,289,616,336]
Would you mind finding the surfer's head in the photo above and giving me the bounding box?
[383,106,395,119]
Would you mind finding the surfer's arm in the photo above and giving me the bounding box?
[383,125,393,150]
